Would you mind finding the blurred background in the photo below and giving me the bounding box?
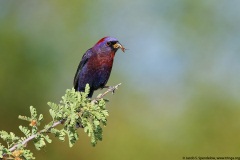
[1,0,240,159]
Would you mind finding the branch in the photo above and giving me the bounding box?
[8,121,62,153]
[1,83,121,159]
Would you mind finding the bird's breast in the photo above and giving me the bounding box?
[84,52,115,89]
[88,52,115,69]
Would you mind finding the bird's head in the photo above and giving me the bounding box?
[92,36,125,54]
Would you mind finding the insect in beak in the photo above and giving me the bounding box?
[113,42,125,52]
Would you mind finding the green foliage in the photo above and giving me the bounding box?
[0,84,110,160]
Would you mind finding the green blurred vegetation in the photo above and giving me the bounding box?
[1,0,240,159]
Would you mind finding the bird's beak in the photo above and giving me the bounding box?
[113,42,125,52]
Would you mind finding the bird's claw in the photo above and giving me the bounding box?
[105,86,115,94]
[105,83,121,95]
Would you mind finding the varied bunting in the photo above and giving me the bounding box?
[74,36,125,97]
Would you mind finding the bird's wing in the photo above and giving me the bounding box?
[73,49,93,89]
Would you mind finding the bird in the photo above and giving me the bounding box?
[73,36,125,98]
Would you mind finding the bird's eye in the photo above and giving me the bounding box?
[106,41,111,46]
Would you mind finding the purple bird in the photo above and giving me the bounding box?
[74,36,125,97]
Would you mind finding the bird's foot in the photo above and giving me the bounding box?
[104,83,121,95]
[108,86,116,94]
[92,83,121,104]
